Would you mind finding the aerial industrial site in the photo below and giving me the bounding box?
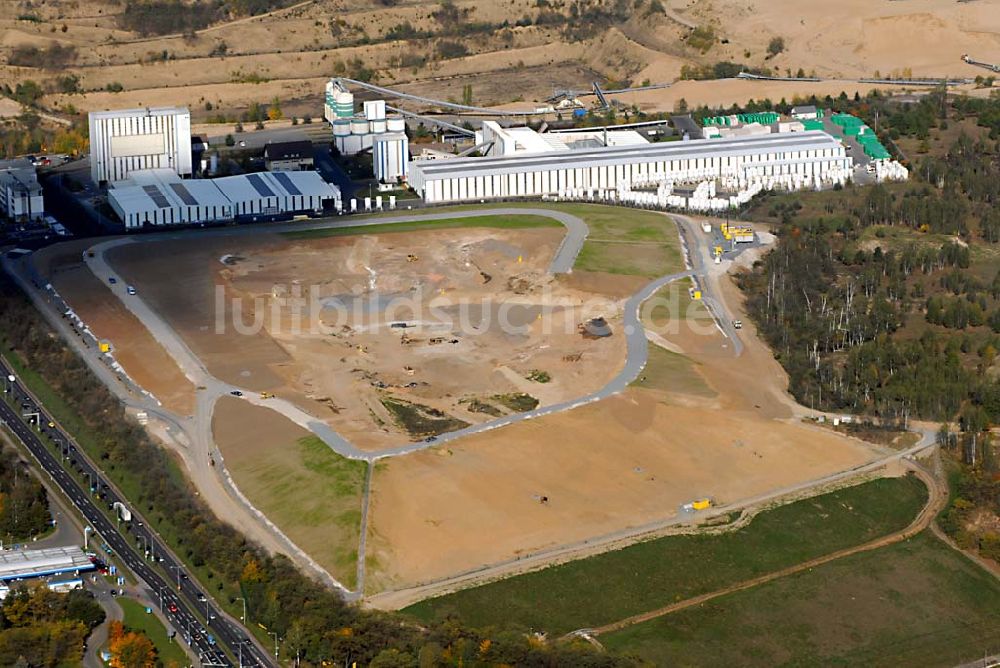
[1,1,999,666]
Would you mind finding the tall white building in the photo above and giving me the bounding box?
[88,107,192,185]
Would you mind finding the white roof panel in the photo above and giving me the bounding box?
[412,131,842,180]
[0,546,94,581]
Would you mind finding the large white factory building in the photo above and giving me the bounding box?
[88,106,192,185]
[409,131,853,209]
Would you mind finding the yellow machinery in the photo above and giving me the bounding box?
[99,341,111,353]
[691,498,712,510]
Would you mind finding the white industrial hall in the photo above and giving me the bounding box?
[408,132,852,208]
[108,169,341,228]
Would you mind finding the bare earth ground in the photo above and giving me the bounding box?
[364,265,879,593]
[31,241,196,416]
[366,382,877,593]
[211,396,366,588]
[53,214,885,596]
[106,226,626,450]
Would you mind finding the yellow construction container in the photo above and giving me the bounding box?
[691,498,712,510]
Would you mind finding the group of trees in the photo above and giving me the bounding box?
[107,621,157,668]
[0,585,105,667]
[679,61,772,81]
[0,112,88,159]
[117,0,296,36]
[7,44,78,69]
[740,94,1000,432]
[741,93,1000,566]
[938,462,1000,562]
[0,274,633,666]
[0,448,51,542]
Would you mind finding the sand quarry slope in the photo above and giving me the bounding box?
[675,0,1000,79]
[5,0,998,119]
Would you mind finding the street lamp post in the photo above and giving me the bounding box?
[170,565,183,591]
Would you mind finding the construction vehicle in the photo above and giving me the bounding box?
[99,341,112,353]
[406,254,419,262]
[259,391,274,399]
[732,319,742,329]
[682,498,713,512]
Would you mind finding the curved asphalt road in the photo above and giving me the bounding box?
[70,207,713,596]
[82,207,632,464]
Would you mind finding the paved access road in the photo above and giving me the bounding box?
[0,360,274,668]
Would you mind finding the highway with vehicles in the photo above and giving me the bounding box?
[0,359,274,668]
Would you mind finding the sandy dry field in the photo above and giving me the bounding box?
[31,241,196,415]
[106,225,626,450]
[364,270,878,592]
[366,386,876,592]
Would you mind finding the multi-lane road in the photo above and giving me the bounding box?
[0,359,274,667]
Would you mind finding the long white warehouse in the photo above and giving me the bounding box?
[89,106,192,185]
[409,131,851,204]
[109,169,341,229]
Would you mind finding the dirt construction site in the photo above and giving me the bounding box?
[30,210,891,597]
[102,225,624,451]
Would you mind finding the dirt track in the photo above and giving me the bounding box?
[32,244,196,415]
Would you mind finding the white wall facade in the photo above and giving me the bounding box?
[89,107,192,184]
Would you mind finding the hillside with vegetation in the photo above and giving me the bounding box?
[738,89,1000,566]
